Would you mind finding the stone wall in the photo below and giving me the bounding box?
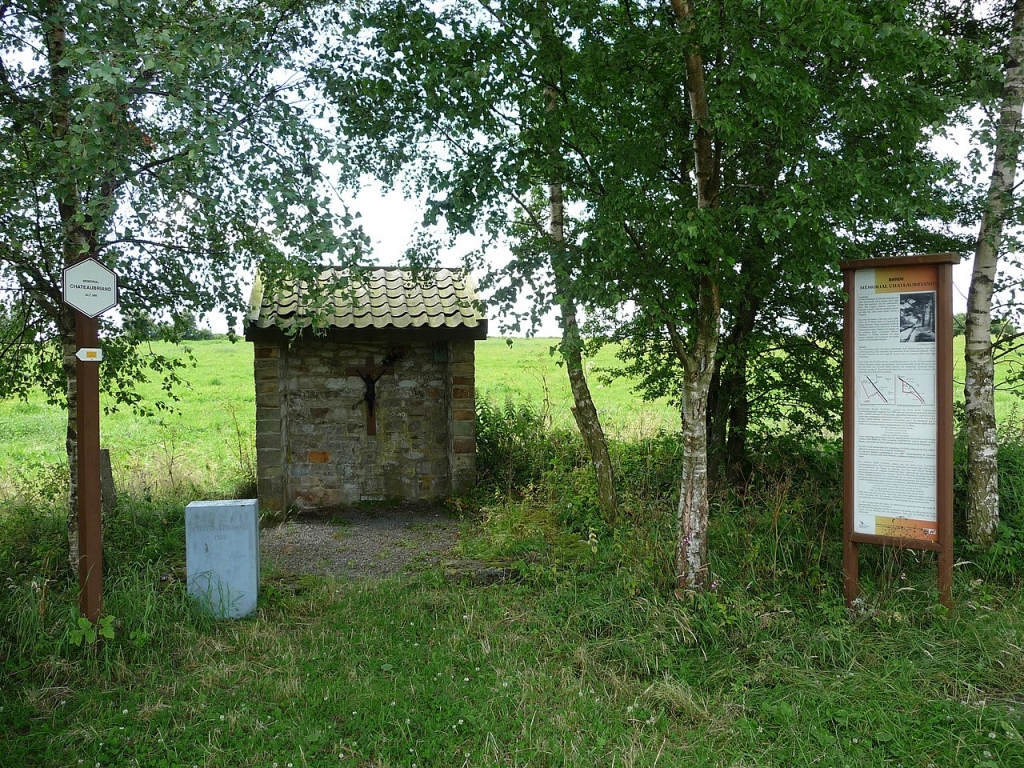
[253,335,476,514]
[254,342,286,513]
[448,340,477,495]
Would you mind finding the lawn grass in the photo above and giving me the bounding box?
[2,524,1023,767]
[2,335,1024,767]
[0,336,678,501]
[475,337,679,438]
[0,339,257,500]
[3,334,1021,501]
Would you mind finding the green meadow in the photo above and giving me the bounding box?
[2,334,1018,497]
[2,336,1024,767]
[0,337,679,500]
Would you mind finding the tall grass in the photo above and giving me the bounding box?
[4,453,1023,767]
[473,393,1024,592]
[958,412,1024,582]
[3,348,1024,766]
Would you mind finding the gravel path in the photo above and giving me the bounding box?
[260,504,460,581]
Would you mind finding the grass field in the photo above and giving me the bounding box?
[0,337,679,501]
[1,334,1019,500]
[2,336,1024,767]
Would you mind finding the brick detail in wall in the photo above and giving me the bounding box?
[453,438,476,454]
[448,341,476,494]
[255,391,281,409]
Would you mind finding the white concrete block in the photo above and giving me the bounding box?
[186,499,259,619]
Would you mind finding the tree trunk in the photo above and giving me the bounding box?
[63,309,80,571]
[670,0,722,590]
[964,0,1024,548]
[708,258,762,492]
[44,0,85,573]
[706,365,727,493]
[671,287,720,591]
[550,181,619,524]
[724,352,751,486]
[723,269,761,487]
[707,352,750,493]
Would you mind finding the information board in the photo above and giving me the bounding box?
[852,265,939,542]
[841,254,957,610]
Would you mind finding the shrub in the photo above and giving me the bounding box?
[475,396,566,493]
[963,415,1024,582]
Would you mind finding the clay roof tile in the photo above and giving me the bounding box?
[247,266,486,336]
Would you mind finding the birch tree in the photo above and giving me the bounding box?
[964,0,1024,547]
[665,0,719,589]
[541,34,618,523]
[0,0,362,566]
[549,177,620,523]
[321,0,979,591]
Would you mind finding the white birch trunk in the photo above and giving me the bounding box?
[964,0,1024,547]
[675,312,718,590]
[542,74,619,524]
[670,0,722,590]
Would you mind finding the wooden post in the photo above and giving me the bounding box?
[99,448,117,514]
[76,311,103,623]
[936,260,955,610]
[62,257,116,625]
[842,267,859,607]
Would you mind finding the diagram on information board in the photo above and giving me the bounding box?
[859,373,935,407]
[895,374,934,406]
[860,375,894,405]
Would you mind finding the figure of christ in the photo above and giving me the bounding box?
[346,350,404,435]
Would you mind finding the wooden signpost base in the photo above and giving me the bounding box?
[76,312,104,623]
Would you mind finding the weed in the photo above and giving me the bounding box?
[228,402,257,498]
[475,396,568,493]
[68,615,116,647]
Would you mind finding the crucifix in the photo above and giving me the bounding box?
[347,353,400,436]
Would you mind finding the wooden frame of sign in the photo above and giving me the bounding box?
[841,253,958,610]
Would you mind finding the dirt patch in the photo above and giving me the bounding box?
[260,503,460,581]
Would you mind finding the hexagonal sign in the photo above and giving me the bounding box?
[63,259,118,318]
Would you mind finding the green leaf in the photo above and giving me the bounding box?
[811,726,836,746]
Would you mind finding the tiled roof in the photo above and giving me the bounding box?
[246,267,487,335]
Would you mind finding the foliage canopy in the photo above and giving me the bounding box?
[0,0,364,409]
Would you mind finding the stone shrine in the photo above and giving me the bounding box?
[244,267,487,515]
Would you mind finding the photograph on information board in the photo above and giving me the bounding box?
[899,292,936,342]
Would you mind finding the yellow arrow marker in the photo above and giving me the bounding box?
[76,348,103,362]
